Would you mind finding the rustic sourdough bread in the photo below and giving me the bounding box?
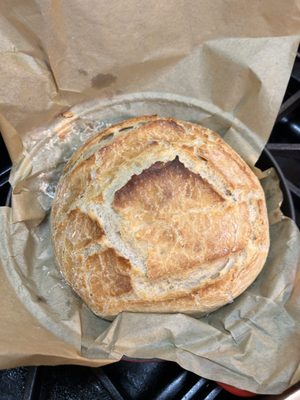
[51,116,270,319]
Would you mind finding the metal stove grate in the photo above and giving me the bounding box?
[21,363,229,400]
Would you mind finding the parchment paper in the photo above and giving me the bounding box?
[0,1,300,395]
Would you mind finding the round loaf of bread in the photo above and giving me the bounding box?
[51,116,270,319]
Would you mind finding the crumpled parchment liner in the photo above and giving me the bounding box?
[1,0,300,393]
[1,93,300,394]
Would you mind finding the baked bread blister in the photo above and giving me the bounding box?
[51,116,270,319]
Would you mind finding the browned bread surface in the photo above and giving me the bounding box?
[51,116,270,319]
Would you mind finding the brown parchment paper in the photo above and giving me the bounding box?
[0,0,300,395]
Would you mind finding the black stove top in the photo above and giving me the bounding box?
[0,51,300,399]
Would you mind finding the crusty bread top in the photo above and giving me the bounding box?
[51,116,270,319]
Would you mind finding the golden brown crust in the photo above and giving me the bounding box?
[51,116,270,319]
[113,158,249,281]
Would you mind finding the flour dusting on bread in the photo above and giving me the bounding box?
[51,116,270,319]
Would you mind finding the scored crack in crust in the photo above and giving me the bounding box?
[51,115,270,319]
